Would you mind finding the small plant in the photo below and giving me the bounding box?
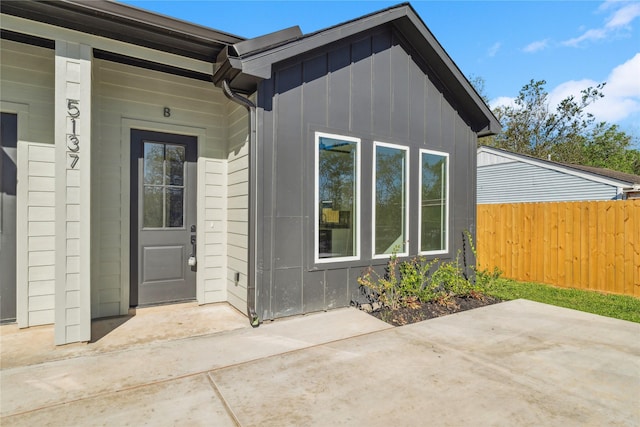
[357,253,402,310]
[463,230,502,293]
[430,252,470,296]
[357,231,503,311]
[398,256,440,301]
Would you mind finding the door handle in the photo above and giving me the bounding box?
[188,234,197,267]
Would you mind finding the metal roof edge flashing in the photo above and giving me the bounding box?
[232,26,302,57]
[213,26,303,92]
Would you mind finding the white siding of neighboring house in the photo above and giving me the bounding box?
[477,161,620,204]
[225,100,249,313]
[92,59,230,318]
[1,40,56,327]
[477,149,513,166]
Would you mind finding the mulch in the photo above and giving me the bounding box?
[368,295,502,326]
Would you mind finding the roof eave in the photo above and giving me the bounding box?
[215,3,500,135]
[1,0,244,62]
[396,7,501,135]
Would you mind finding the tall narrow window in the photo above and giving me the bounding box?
[315,133,360,262]
[373,142,409,257]
[420,149,448,254]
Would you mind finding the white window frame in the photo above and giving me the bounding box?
[418,148,449,255]
[372,141,410,259]
[314,132,361,264]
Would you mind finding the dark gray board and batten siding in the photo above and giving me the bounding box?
[255,26,478,320]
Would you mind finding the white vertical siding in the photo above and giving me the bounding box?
[93,59,228,317]
[226,100,249,313]
[54,41,92,344]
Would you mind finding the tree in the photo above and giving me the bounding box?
[474,78,640,175]
[468,74,490,104]
[490,79,604,157]
[580,123,640,175]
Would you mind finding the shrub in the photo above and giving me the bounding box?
[357,231,502,309]
[357,253,402,309]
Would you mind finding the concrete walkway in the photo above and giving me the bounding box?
[1,300,639,426]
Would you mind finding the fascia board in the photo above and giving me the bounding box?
[3,0,243,52]
[237,6,410,79]
[235,4,500,135]
[400,11,500,135]
[59,0,244,45]
[1,13,213,76]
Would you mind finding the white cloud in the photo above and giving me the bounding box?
[489,96,517,110]
[606,52,640,97]
[563,29,607,47]
[563,1,640,47]
[605,2,640,28]
[490,54,640,124]
[523,39,550,53]
[487,42,501,57]
[548,54,640,123]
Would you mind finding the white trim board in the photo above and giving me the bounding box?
[120,118,207,314]
[371,141,410,259]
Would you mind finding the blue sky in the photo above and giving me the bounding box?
[123,1,640,140]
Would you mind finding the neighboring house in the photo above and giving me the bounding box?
[0,1,499,344]
[477,146,640,204]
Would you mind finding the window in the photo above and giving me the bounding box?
[315,133,360,262]
[373,142,409,257]
[143,142,185,228]
[419,149,448,254]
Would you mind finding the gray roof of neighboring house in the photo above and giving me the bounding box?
[478,146,640,187]
[564,163,640,186]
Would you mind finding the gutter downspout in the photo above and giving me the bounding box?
[221,79,260,327]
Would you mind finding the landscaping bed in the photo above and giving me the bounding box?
[353,236,503,326]
[359,294,502,326]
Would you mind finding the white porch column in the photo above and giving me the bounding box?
[54,41,92,345]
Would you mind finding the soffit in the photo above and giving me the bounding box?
[0,0,244,62]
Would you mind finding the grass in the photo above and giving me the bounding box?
[485,278,640,323]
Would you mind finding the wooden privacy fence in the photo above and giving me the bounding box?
[476,200,640,297]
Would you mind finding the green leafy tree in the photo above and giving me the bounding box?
[471,77,640,175]
[491,79,604,158]
[579,123,640,175]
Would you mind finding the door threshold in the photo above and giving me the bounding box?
[129,299,197,314]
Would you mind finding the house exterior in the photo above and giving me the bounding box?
[0,1,499,344]
[477,146,640,204]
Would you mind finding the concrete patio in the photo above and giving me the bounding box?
[1,300,639,426]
